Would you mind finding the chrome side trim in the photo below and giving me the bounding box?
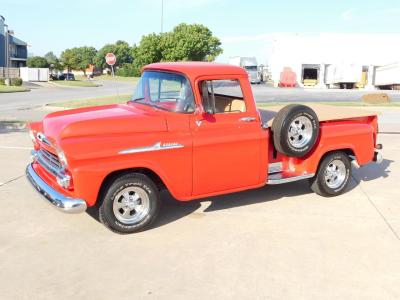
[119,142,184,155]
[267,172,315,185]
[239,117,256,122]
[25,164,87,214]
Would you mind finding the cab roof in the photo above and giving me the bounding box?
[143,62,247,80]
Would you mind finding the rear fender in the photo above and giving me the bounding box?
[282,121,375,175]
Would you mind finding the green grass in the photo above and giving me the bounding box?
[47,94,131,108]
[87,75,140,83]
[51,80,101,87]
[48,97,400,110]
[0,85,29,93]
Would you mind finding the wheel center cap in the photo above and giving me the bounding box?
[327,169,338,180]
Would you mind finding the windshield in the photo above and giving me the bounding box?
[244,66,258,71]
[131,71,195,113]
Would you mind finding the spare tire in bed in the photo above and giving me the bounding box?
[272,104,319,157]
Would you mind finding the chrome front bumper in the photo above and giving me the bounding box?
[26,164,87,213]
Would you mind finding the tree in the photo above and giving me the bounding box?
[161,23,222,61]
[44,52,58,65]
[60,48,79,72]
[94,40,133,70]
[60,47,97,74]
[27,56,49,68]
[75,46,97,74]
[132,23,223,72]
[44,51,62,71]
[131,34,163,68]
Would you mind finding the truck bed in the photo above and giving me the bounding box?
[259,104,379,127]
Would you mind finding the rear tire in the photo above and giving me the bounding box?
[272,104,319,157]
[310,152,351,197]
[99,173,161,234]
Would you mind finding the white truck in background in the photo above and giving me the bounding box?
[229,56,261,84]
[325,63,362,89]
[374,62,400,90]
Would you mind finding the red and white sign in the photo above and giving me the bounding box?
[105,53,116,66]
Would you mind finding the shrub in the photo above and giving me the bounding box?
[115,64,140,77]
[0,77,5,85]
[27,56,49,68]
[11,77,23,86]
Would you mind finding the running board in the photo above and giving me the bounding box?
[268,162,283,174]
[267,172,315,185]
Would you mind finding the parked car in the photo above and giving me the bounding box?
[58,73,75,81]
[49,73,58,81]
[26,62,383,234]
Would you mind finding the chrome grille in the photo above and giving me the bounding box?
[37,149,62,176]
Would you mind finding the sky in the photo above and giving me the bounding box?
[2,0,400,64]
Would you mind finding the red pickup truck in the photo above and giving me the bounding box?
[26,62,382,234]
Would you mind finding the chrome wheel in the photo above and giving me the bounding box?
[288,116,313,148]
[324,159,347,189]
[112,187,150,224]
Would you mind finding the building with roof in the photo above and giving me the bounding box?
[267,33,400,89]
[0,15,28,68]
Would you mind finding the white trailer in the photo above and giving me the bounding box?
[325,63,362,89]
[375,62,400,89]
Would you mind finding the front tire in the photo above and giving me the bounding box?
[310,152,351,197]
[99,173,161,234]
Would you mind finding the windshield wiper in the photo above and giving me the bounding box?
[131,97,145,102]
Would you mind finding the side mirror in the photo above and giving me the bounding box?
[205,107,215,115]
[195,105,214,116]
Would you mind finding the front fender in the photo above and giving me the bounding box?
[70,148,192,206]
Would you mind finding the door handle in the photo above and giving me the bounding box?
[239,117,257,122]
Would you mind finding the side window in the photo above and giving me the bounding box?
[199,80,246,113]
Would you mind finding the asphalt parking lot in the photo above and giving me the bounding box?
[1,81,400,122]
[0,79,134,121]
[0,130,399,299]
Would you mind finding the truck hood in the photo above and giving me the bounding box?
[42,104,167,142]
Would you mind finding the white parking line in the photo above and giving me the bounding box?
[0,146,33,150]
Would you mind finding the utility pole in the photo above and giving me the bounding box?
[4,22,10,84]
[161,0,164,33]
